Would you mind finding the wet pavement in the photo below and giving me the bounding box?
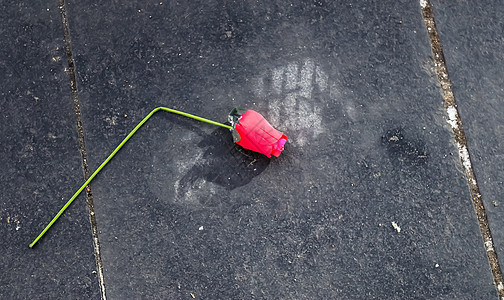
[2,1,503,299]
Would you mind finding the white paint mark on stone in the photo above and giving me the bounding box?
[485,239,495,252]
[446,105,458,129]
[252,76,265,98]
[498,282,504,292]
[391,221,401,233]
[252,58,329,147]
[285,62,299,90]
[299,59,314,98]
[284,93,297,113]
[268,100,281,127]
[458,145,472,171]
[446,105,475,175]
[271,67,284,94]
[315,65,328,92]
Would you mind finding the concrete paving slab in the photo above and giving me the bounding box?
[66,0,496,298]
[432,0,504,291]
[0,1,99,299]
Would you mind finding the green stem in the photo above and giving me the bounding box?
[29,107,232,248]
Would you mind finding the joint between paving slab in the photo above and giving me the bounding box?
[59,1,107,299]
[420,0,504,297]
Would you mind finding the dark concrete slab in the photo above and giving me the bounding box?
[0,1,99,299]
[432,0,504,284]
[67,0,496,298]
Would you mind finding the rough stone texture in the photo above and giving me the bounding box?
[0,1,99,299]
[432,0,504,279]
[2,0,499,299]
[64,1,497,298]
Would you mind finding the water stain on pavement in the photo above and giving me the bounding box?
[382,127,428,165]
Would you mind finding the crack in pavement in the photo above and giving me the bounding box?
[59,1,107,299]
[420,0,504,298]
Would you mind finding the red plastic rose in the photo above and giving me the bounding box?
[229,108,287,158]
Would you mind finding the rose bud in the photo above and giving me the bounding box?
[229,108,287,158]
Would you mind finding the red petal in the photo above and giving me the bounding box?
[234,110,286,157]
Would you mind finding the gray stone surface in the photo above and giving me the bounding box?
[2,1,501,299]
[0,1,99,299]
[432,0,504,279]
[66,0,496,299]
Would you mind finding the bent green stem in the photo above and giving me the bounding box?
[29,107,232,248]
